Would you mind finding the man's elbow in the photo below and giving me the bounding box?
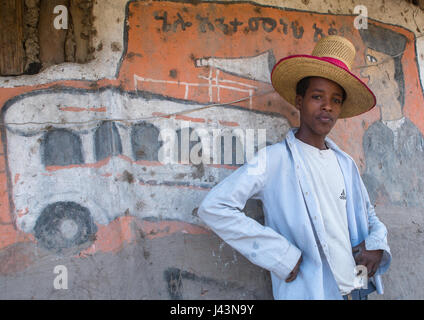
[197,201,207,221]
[197,193,228,227]
[197,194,214,223]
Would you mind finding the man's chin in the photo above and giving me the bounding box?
[312,123,335,137]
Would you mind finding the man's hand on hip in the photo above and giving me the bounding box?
[352,241,383,277]
[285,255,303,283]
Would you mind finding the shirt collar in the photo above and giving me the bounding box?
[285,127,343,154]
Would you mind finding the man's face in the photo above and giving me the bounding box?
[295,77,343,137]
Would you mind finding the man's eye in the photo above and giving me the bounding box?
[312,95,321,99]
[367,54,377,63]
[334,98,342,104]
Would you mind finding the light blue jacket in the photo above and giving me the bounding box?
[198,128,391,300]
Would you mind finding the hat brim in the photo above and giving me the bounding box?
[271,55,376,118]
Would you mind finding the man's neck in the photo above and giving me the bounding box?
[295,128,328,150]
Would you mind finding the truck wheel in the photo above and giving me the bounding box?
[34,201,97,251]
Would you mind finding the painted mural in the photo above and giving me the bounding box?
[359,23,424,208]
[3,88,286,252]
[1,0,424,288]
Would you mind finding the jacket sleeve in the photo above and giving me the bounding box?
[198,148,302,280]
[360,177,392,275]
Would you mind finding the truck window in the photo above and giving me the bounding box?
[42,128,84,167]
[131,122,161,161]
[94,121,123,161]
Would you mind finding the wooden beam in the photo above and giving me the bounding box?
[0,0,25,76]
[39,0,69,69]
[70,0,91,64]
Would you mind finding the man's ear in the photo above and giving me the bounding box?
[295,95,303,111]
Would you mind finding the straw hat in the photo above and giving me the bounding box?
[271,35,376,118]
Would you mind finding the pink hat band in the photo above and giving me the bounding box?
[318,56,350,71]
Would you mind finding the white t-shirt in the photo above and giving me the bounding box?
[296,137,357,295]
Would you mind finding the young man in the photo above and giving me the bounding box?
[198,36,391,300]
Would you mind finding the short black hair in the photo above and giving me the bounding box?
[296,77,347,102]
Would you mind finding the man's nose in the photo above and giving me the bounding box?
[320,97,333,111]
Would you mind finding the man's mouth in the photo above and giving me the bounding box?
[317,114,333,123]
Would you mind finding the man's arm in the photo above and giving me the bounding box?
[354,176,392,276]
[198,148,302,281]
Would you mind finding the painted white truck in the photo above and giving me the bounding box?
[3,88,289,251]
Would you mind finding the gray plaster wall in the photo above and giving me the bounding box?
[0,221,273,300]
